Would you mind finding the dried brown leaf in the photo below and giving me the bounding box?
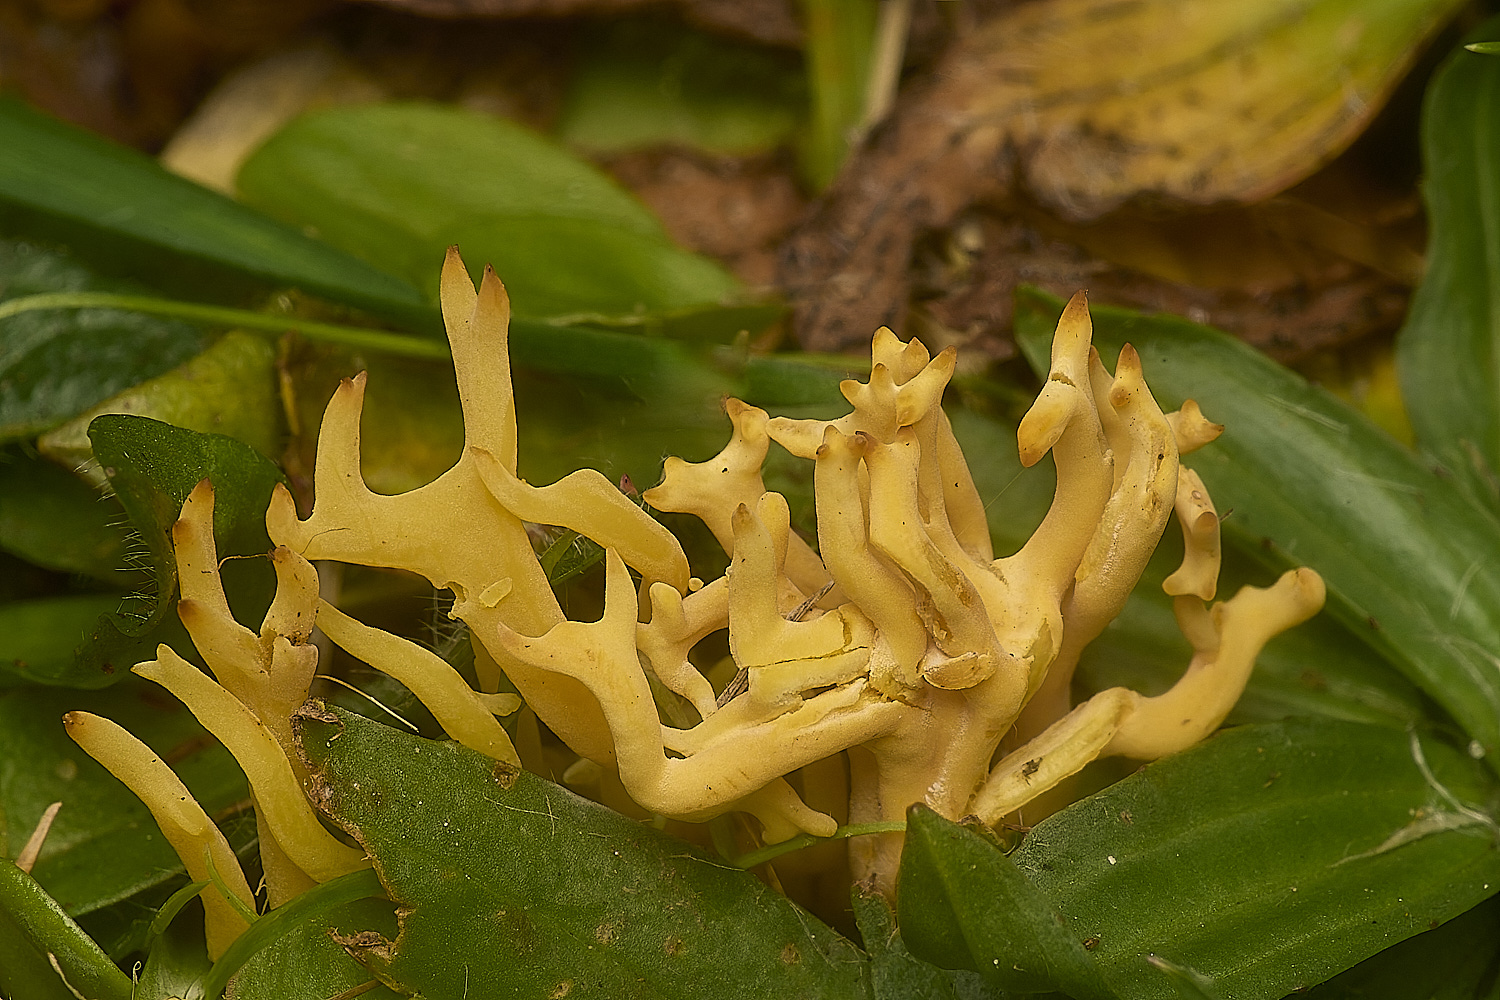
[782,0,1461,351]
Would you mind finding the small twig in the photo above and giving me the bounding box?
[16,802,62,875]
[716,579,837,708]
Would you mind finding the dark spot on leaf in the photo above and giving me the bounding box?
[1367,616,1381,631]
[333,929,394,963]
[294,698,341,726]
[1083,935,1101,951]
[492,760,520,791]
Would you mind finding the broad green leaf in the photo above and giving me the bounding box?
[899,808,1116,999]
[1397,17,1500,516]
[38,330,281,482]
[134,911,212,1000]
[0,680,249,918]
[0,97,426,322]
[1000,720,1499,998]
[559,18,806,155]
[0,238,210,442]
[226,897,401,1000]
[294,704,873,999]
[0,449,125,580]
[1016,288,1500,764]
[1300,893,1500,999]
[78,414,283,681]
[237,104,742,321]
[852,888,1007,1000]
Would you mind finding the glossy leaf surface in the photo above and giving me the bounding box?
[1299,893,1500,999]
[853,887,1012,1000]
[38,330,281,479]
[0,98,425,320]
[0,239,209,442]
[1397,17,1500,515]
[1017,288,1500,763]
[901,718,1500,999]
[295,704,873,999]
[224,897,400,1000]
[237,104,742,321]
[899,808,1115,999]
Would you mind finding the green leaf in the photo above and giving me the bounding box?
[0,97,426,322]
[0,680,249,918]
[294,703,873,999]
[1016,288,1500,764]
[899,807,1116,999]
[225,897,401,1000]
[0,902,77,1000]
[798,0,879,189]
[1398,17,1500,515]
[37,330,281,482]
[0,238,211,442]
[1300,893,1500,999]
[1006,719,1500,999]
[852,888,1007,1000]
[0,448,125,580]
[135,909,212,1000]
[78,414,284,682]
[205,869,389,1000]
[0,595,127,689]
[237,103,742,321]
[558,17,806,156]
[0,856,134,1000]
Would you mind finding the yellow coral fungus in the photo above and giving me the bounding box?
[75,250,1323,914]
[253,252,1323,889]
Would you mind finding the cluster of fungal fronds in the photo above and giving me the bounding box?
[68,249,1323,953]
